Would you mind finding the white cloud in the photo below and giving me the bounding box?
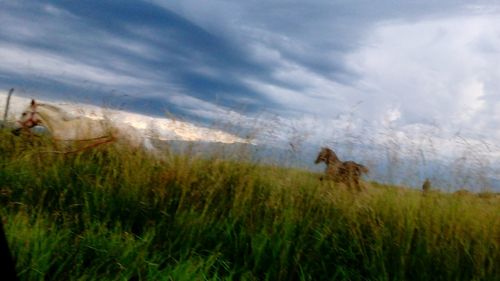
[0,90,248,144]
[384,107,401,125]
[456,79,485,122]
[0,44,149,87]
[346,15,500,138]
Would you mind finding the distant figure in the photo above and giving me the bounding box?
[314,147,369,191]
[454,189,471,196]
[422,178,431,192]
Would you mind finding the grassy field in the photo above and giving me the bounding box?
[0,129,499,280]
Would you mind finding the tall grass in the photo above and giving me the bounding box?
[0,130,499,280]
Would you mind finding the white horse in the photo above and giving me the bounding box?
[12,99,154,152]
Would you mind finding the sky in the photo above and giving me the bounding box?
[1,0,500,189]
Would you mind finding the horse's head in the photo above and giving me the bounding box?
[12,99,42,135]
[314,147,340,164]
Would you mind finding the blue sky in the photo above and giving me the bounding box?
[2,0,500,182]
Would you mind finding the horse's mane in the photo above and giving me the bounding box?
[37,103,80,121]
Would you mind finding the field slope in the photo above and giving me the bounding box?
[0,130,499,281]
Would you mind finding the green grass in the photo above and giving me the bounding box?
[0,130,499,280]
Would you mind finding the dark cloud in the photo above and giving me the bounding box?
[0,0,280,121]
[1,0,500,141]
[152,0,482,84]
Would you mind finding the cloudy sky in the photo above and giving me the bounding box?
[2,1,500,170]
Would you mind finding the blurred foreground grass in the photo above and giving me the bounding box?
[0,130,498,280]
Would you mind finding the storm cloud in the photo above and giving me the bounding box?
[2,0,500,174]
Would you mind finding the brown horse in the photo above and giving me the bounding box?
[314,147,369,191]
